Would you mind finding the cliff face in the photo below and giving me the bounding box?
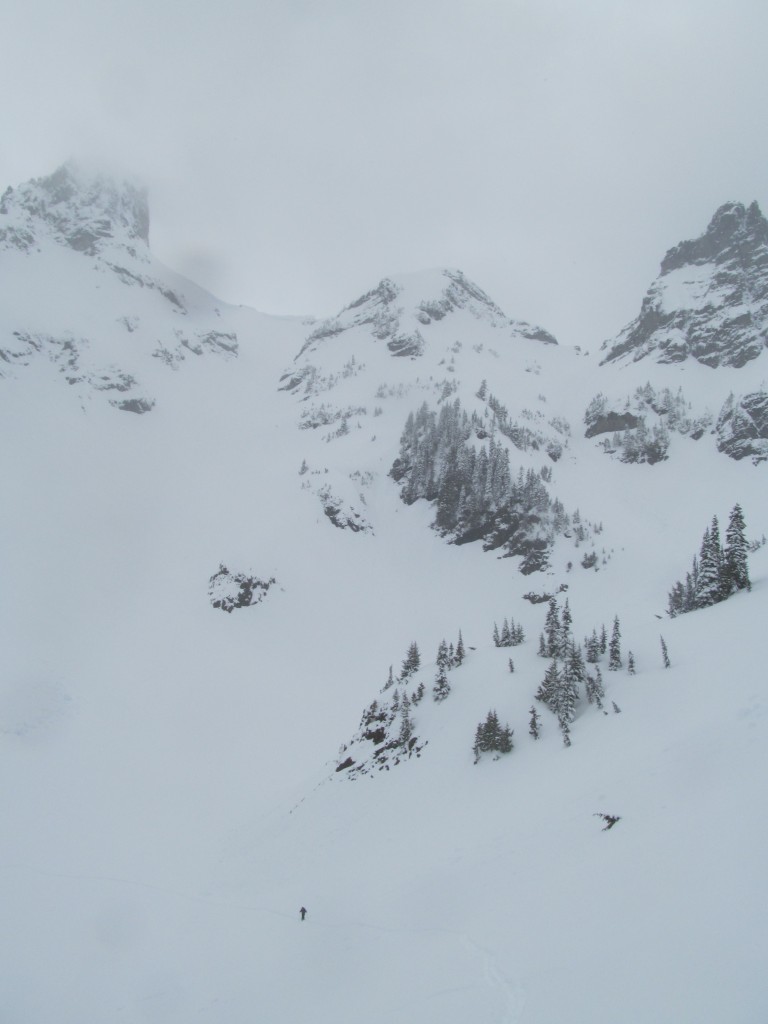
[601,202,768,368]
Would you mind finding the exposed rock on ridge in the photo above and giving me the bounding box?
[0,162,150,255]
[601,201,768,368]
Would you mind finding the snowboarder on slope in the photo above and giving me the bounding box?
[300,906,307,921]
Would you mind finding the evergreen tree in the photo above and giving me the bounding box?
[695,522,721,608]
[627,651,636,675]
[529,705,541,739]
[500,619,511,646]
[667,581,685,618]
[492,623,501,647]
[660,635,670,669]
[498,724,514,754]
[584,629,600,664]
[537,632,547,658]
[563,640,586,696]
[535,659,561,707]
[401,642,421,678]
[585,666,605,710]
[508,658,515,673]
[561,599,573,648]
[433,666,451,702]
[384,665,395,690]
[608,616,622,671]
[552,663,579,739]
[599,623,608,655]
[455,631,466,666]
[544,599,561,658]
[723,503,750,594]
[473,709,513,759]
[436,639,450,671]
[398,705,413,747]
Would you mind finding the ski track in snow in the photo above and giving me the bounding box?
[3,859,527,1021]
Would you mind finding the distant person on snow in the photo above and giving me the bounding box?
[300,906,307,921]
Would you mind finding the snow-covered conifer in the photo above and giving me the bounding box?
[695,523,721,608]
[529,705,541,739]
[535,660,561,708]
[433,667,450,702]
[455,631,466,665]
[436,639,450,670]
[544,599,561,658]
[401,642,421,678]
[660,636,670,668]
[723,504,750,594]
[608,616,622,671]
[585,666,605,710]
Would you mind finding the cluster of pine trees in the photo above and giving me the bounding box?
[473,710,513,762]
[433,632,465,701]
[338,627,474,777]
[492,617,525,647]
[586,385,711,465]
[602,421,671,464]
[534,598,631,745]
[667,505,750,616]
[390,398,584,568]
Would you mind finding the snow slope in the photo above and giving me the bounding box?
[1,168,767,1023]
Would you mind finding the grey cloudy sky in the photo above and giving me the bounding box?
[2,0,767,348]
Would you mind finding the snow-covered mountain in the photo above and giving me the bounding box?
[1,165,767,1024]
[601,200,768,368]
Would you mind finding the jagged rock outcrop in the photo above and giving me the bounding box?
[601,202,768,368]
[208,566,277,612]
[0,162,150,255]
[0,163,239,410]
[715,391,768,462]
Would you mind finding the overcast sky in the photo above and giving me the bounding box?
[2,0,767,348]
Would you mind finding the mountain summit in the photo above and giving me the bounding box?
[601,201,768,368]
[0,162,150,255]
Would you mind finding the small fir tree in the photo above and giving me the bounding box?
[608,616,622,671]
[627,651,636,675]
[508,658,515,673]
[660,635,670,668]
[455,631,466,666]
[433,666,451,702]
[544,599,561,659]
[436,639,450,671]
[401,642,421,679]
[585,666,605,710]
[529,705,541,739]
